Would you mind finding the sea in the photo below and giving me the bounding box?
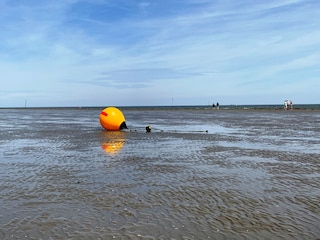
[0,105,319,239]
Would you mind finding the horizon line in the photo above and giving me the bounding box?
[1,103,320,110]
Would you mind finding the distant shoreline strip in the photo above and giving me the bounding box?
[1,104,320,111]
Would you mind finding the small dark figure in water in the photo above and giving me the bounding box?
[290,100,293,110]
[212,103,215,108]
[146,126,151,133]
[216,102,220,110]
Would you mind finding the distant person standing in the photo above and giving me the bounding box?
[284,100,288,110]
[216,102,220,110]
[290,100,293,110]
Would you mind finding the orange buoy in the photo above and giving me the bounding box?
[99,107,127,131]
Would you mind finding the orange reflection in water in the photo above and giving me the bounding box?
[100,131,126,155]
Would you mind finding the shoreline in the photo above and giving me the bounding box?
[1,104,320,111]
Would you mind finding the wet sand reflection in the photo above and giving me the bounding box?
[0,108,319,239]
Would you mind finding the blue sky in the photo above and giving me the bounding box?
[1,0,319,107]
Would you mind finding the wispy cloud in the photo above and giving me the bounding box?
[0,0,319,106]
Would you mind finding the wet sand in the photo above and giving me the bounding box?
[0,108,319,239]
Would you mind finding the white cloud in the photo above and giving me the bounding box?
[0,0,319,107]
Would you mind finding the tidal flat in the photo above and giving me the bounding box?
[0,108,319,239]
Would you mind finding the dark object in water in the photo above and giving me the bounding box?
[146,126,151,133]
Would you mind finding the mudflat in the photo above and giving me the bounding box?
[0,108,319,239]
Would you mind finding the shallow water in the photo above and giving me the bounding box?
[0,108,319,239]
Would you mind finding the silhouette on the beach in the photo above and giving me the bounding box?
[212,102,219,110]
[284,100,293,110]
[284,100,288,110]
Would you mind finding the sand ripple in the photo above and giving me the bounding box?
[0,109,319,239]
